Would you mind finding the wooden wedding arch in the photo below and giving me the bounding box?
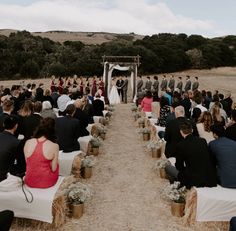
[102,55,140,102]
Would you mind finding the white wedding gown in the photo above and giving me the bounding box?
[109,82,120,105]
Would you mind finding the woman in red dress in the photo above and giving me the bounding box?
[79,77,84,96]
[50,75,56,93]
[58,77,64,94]
[24,118,59,188]
[91,76,97,97]
[98,77,105,97]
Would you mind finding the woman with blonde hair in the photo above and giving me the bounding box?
[211,104,225,126]
[196,111,215,143]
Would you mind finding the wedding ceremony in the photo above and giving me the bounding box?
[0,0,236,231]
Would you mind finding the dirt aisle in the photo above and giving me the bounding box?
[67,103,194,231]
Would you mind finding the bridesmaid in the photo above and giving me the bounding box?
[50,75,56,93]
[79,76,84,96]
[58,77,64,95]
[91,76,97,97]
[98,77,105,97]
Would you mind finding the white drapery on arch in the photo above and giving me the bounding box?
[103,62,137,102]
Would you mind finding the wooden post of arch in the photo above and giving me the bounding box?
[104,62,109,104]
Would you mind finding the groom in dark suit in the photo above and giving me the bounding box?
[116,76,124,102]
[121,76,128,103]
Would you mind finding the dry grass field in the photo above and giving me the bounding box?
[0,66,235,101]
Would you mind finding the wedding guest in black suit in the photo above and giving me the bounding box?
[0,210,14,231]
[226,109,236,141]
[0,116,21,181]
[165,119,217,189]
[74,99,89,137]
[164,106,186,158]
[55,104,81,152]
[92,93,104,117]
[0,100,14,132]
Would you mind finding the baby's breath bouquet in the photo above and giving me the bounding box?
[67,182,92,205]
[81,156,95,168]
[147,140,161,150]
[96,124,107,134]
[154,158,171,169]
[163,181,187,203]
[89,136,102,148]
[138,127,151,134]
[131,104,138,112]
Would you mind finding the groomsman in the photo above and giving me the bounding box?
[116,76,124,102]
[192,76,199,91]
[152,76,159,96]
[145,76,152,91]
[176,77,183,94]
[137,75,143,92]
[168,75,175,93]
[184,75,191,92]
[160,75,168,91]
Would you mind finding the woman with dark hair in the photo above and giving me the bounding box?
[24,118,59,188]
[141,91,153,112]
[157,96,170,127]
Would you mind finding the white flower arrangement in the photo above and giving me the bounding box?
[131,104,138,112]
[67,182,92,204]
[147,140,161,150]
[154,158,171,169]
[163,181,187,203]
[81,155,96,168]
[95,124,107,134]
[89,136,102,148]
[137,117,145,124]
[138,127,151,134]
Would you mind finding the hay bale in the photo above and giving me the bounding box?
[11,176,77,230]
[183,188,229,231]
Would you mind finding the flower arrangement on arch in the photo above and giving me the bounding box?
[67,182,92,205]
[163,181,187,203]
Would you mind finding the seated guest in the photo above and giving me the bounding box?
[196,111,215,144]
[0,210,14,231]
[211,104,225,126]
[0,116,20,181]
[141,91,153,112]
[230,217,236,231]
[164,106,186,158]
[43,89,54,107]
[226,110,236,141]
[209,124,236,188]
[0,100,14,132]
[74,99,89,136]
[57,88,71,116]
[82,95,94,124]
[165,120,217,189]
[55,104,81,152]
[24,118,59,188]
[157,96,170,127]
[92,93,104,116]
[41,101,57,119]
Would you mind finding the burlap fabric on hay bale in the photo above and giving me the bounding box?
[182,188,229,231]
[11,175,79,230]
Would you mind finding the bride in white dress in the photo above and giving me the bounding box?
[108,78,120,104]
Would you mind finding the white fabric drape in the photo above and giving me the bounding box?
[102,63,138,101]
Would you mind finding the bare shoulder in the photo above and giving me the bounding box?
[45,140,59,151]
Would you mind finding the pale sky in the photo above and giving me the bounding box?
[0,0,235,38]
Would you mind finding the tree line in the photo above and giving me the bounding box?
[0,30,236,79]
